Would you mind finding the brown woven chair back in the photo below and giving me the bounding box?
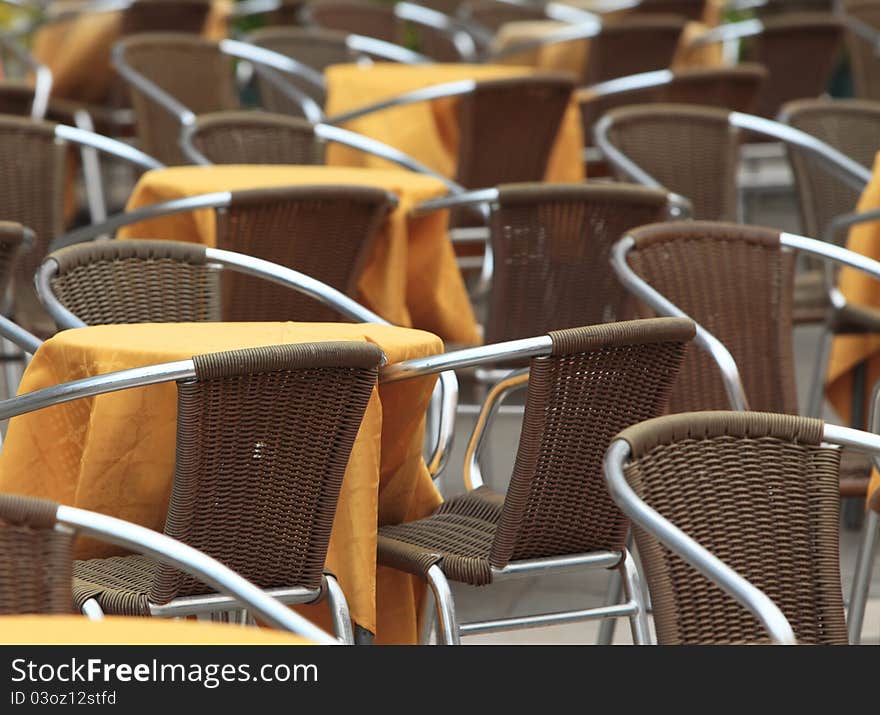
[583,16,686,85]
[189,111,324,165]
[120,0,212,35]
[629,0,707,20]
[603,103,740,221]
[0,222,29,309]
[756,0,833,14]
[150,341,382,600]
[47,240,220,325]
[119,33,238,165]
[250,27,354,111]
[579,64,766,146]
[618,411,847,644]
[263,0,308,25]
[463,0,547,32]
[217,185,392,321]
[625,221,798,415]
[485,183,671,343]
[307,0,400,43]
[486,318,694,567]
[0,116,66,332]
[455,74,574,190]
[745,13,843,118]
[845,1,880,100]
[0,494,74,614]
[782,99,880,239]
[0,80,39,117]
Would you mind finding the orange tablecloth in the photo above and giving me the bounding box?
[826,152,880,505]
[118,165,480,345]
[32,0,231,104]
[324,63,585,183]
[0,322,444,644]
[0,615,312,644]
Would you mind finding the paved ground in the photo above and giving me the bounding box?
[430,164,880,645]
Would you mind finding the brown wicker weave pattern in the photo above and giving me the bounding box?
[619,411,847,645]
[584,16,686,85]
[455,74,574,190]
[0,81,40,117]
[484,183,670,343]
[0,222,28,312]
[308,0,400,43]
[120,0,212,35]
[153,342,381,599]
[463,1,546,31]
[0,495,74,615]
[120,33,238,165]
[250,27,353,111]
[190,112,324,165]
[626,221,798,415]
[845,2,880,100]
[782,99,880,239]
[604,104,740,221]
[746,13,843,118]
[0,117,66,332]
[216,185,391,322]
[579,65,766,146]
[47,240,220,325]
[629,0,707,20]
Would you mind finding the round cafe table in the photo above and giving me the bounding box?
[0,321,444,645]
[118,165,480,346]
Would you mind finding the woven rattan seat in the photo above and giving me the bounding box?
[72,342,382,616]
[601,103,740,221]
[187,111,324,165]
[484,182,671,343]
[118,33,238,165]
[623,220,873,493]
[618,411,848,644]
[0,494,74,614]
[378,319,695,590]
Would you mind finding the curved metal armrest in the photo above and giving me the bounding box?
[0,33,52,119]
[603,438,797,645]
[231,0,283,17]
[395,2,478,62]
[611,235,749,411]
[593,115,669,192]
[576,69,673,102]
[824,208,880,248]
[57,505,338,643]
[50,191,232,249]
[463,368,528,491]
[487,18,602,61]
[345,34,432,64]
[54,124,163,171]
[314,123,466,194]
[0,314,41,354]
[325,79,477,126]
[689,19,764,47]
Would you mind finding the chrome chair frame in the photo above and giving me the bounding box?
[35,244,458,480]
[0,33,52,120]
[56,504,338,644]
[178,119,466,194]
[379,334,653,645]
[604,417,880,644]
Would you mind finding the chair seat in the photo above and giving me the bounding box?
[793,270,830,324]
[377,487,505,587]
[73,555,158,616]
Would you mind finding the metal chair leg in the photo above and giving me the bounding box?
[323,574,354,644]
[806,324,834,418]
[419,584,437,644]
[620,549,651,645]
[596,568,622,645]
[848,509,879,644]
[426,564,460,645]
[81,598,105,620]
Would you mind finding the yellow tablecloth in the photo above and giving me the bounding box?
[324,63,585,183]
[118,165,480,346]
[32,0,230,104]
[826,152,880,506]
[0,322,444,644]
[490,19,725,80]
[0,615,312,644]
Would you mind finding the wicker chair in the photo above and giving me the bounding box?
[629,0,707,20]
[115,33,240,165]
[376,317,696,644]
[71,342,381,643]
[120,0,213,35]
[183,111,324,165]
[613,220,874,496]
[0,492,338,641]
[842,0,880,100]
[42,186,393,324]
[606,411,848,644]
[460,0,547,32]
[484,183,674,341]
[583,16,686,85]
